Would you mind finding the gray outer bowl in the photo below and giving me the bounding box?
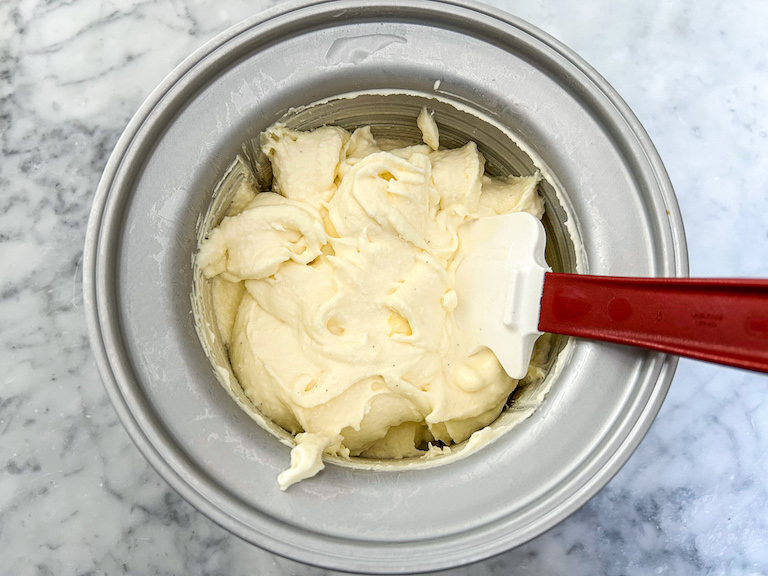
[83,0,688,573]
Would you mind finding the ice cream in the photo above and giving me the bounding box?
[197,108,548,489]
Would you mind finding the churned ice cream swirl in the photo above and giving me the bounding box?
[197,108,547,489]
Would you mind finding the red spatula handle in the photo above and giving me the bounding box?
[539,274,768,374]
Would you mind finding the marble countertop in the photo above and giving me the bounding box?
[2,0,767,574]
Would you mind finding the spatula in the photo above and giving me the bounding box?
[454,212,768,378]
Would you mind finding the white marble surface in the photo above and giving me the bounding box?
[2,0,768,574]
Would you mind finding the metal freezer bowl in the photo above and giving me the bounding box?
[83,0,688,573]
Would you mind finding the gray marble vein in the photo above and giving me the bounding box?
[1,0,767,574]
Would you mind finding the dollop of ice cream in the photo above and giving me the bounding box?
[197,109,546,489]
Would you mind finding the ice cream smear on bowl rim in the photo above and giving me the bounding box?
[195,105,561,490]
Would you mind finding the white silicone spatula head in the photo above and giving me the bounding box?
[454,212,551,379]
